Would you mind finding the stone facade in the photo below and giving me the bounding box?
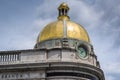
[0,39,105,80]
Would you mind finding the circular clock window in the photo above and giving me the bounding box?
[77,46,87,58]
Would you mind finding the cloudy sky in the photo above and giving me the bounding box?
[0,0,120,80]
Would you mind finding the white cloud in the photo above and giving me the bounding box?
[66,0,104,29]
[106,75,115,80]
[103,62,120,74]
[34,18,53,29]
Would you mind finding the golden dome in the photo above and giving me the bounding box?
[36,3,90,43]
[37,20,90,43]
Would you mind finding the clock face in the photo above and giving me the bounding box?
[77,47,87,58]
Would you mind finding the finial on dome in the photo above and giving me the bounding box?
[58,3,70,20]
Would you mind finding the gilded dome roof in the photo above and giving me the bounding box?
[37,20,90,43]
[36,3,90,43]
